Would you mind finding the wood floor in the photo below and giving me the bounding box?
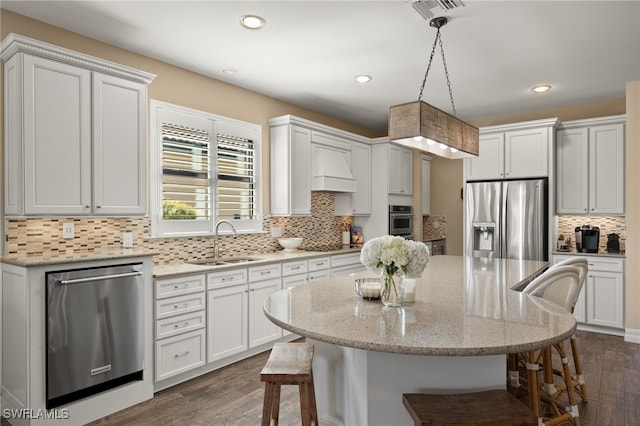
[86,331,639,426]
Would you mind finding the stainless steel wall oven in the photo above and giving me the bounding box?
[46,263,144,409]
[389,205,413,239]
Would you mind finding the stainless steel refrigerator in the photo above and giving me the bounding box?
[465,178,548,261]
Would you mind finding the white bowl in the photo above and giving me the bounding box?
[278,237,303,252]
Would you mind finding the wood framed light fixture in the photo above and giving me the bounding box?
[388,17,479,159]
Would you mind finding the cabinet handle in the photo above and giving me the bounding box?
[292,266,300,270]
[317,262,325,266]
[221,276,234,281]
[174,322,190,329]
[174,351,190,358]
[96,205,102,208]
[85,205,91,209]
[173,303,188,310]
[260,271,271,275]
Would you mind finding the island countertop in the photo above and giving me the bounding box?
[264,255,577,356]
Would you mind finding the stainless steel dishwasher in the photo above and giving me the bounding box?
[46,263,144,409]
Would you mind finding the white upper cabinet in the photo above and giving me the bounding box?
[269,115,371,217]
[92,73,147,215]
[270,124,312,216]
[556,115,625,215]
[388,144,413,195]
[1,34,154,216]
[465,118,558,181]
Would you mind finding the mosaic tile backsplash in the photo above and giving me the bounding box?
[557,215,626,252]
[4,193,354,265]
[423,215,447,241]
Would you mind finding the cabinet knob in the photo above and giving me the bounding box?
[96,205,102,208]
[85,205,90,209]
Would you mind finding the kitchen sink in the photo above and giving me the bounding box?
[189,257,259,266]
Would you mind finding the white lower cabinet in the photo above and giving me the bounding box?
[153,274,206,382]
[552,255,624,334]
[331,252,366,277]
[207,282,248,363]
[249,278,283,347]
[206,264,282,363]
[308,256,331,283]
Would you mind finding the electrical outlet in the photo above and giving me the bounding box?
[123,232,134,248]
[62,222,75,239]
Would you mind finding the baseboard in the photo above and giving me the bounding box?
[624,328,640,344]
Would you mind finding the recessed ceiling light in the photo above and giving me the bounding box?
[240,15,265,29]
[354,75,372,84]
[222,68,237,75]
[531,84,552,94]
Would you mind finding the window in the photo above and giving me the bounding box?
[150,100,261,237]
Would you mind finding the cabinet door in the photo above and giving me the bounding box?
[556,128,589,214]
[387,145,403,194]
[504,128,548,178]
[586,271,624,329]
[249,278,282,348]
[93,73,147,215]
[573,285,586,323]
[466,133,504,180]
[589,124,624,214]
[422,157,431,215]
[23,55,91,214]
[352,142,372,214]
[400,148,413,195]
[270,125,311,216]
[207,285,248,363]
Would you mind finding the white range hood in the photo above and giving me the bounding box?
[311,144,356,193]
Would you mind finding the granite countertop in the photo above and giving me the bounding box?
[552,250,626,258]
[264,255,576,356]
[0,249,157,267]
[153,246,361,278]
[0,246,362,275]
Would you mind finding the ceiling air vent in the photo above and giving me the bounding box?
[409,0,465,20]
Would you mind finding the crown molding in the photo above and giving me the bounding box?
[1,33,156,85]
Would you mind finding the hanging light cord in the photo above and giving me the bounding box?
[417,25,457,116]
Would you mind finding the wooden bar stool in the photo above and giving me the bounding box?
[402,390,538,426]
[260,342,318,426]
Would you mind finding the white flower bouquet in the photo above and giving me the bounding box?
[360,235,430,304]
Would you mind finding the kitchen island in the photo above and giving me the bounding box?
[264,255,576,426]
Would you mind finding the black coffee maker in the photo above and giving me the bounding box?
[607,233,620,253]
[575,225,600,253]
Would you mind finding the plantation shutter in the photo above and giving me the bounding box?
[216,133,256,220]
[161,123,211,221]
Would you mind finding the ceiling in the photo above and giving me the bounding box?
[2,1,639,134]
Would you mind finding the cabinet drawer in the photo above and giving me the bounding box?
[155,274,205,299]
[331,252,361,268]
[282,260,308,276]
[207,268,248,290]
[308,256,331,271]
[155,310,205,340]
[155,329,205,382]
[155,292,205,320]
[586,258,624,273]
[249,263,282,282]
[282,273,307,288]
[308,269,331,283]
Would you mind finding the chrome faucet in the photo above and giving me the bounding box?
[214,220,238,259]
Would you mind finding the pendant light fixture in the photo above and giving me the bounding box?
[388,17,479,159]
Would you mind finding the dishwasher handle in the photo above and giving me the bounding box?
[58,271,143,286]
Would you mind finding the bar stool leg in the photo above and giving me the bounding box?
[570,335,588,402]
[309,370,318,425]
[556,341,580,425]
[272,383,282,426]
[525,351,542,423]
[262,382,275,426]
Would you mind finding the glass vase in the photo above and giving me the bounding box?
[380,269,402,308]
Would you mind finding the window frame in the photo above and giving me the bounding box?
[150,100,262,237]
